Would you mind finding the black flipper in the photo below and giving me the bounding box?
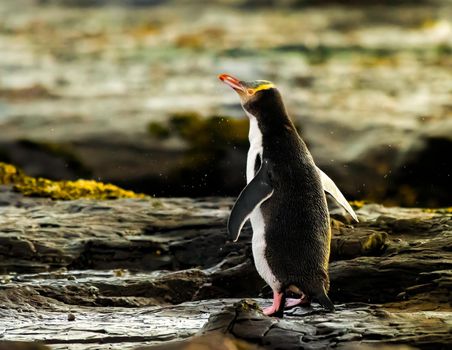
[227,159,274,242]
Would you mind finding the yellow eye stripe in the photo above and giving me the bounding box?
[253,83,275,93]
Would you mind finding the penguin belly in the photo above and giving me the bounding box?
[250,209,282,291]
[246,117,282,291]
[220,73,341,313]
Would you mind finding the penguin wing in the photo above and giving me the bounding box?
[228,159,274,242]
[316,167,359,222]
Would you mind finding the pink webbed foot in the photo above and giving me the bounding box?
[262,291,285,317]
[285,294,311,309]
[263,305,279,316]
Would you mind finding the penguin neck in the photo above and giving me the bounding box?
[247,113,263,149]
[246,109,296,140]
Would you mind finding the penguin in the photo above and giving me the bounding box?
[218,73,359,317]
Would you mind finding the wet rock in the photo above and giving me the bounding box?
[0,343,51,350]
[0,289,230,349]
[0,187,450,309]
[135,332,263,350]
[0,187,450,348]
[195,300,452,350]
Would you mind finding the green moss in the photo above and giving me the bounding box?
[156,112,249,195]
[148,111,249,148]
[168,112,203,139]
[147,122,170,139]
[0,162,145,200]
[147,112,249,194]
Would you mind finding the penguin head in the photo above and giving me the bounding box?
[218,73,275,98]
[218,73,288,125]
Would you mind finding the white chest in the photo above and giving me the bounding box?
[246,115,263,183]
[245,113,280,290]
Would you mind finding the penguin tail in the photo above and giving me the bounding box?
[316,289,335,311]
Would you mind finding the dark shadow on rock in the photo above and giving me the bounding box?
[389,136,452,207]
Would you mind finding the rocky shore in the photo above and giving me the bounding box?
[0,185,450,349]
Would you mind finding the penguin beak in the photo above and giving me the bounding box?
[218,74,246,93]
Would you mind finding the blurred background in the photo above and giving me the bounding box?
[0,0,450,206]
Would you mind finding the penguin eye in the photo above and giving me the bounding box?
[246,89,255,96]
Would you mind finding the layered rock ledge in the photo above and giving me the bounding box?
[0,186,450,349]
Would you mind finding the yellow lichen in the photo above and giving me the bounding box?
[0,162,146,200]
[423,207,452,214]
[0,162,25,184]
[362,232,388,253]
[349,200,368,209]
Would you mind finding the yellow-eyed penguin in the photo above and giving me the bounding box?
[219,73,358,317]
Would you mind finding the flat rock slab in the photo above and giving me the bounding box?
[0,188,234,273]
[199,300,452,350]
[0,298,225,349]
[2,298,450,350]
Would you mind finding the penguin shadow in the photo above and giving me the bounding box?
[284,304,330,318]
